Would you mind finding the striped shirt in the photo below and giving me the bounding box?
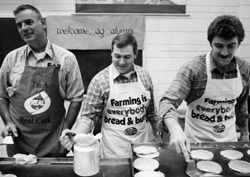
[77,64,159,131]
[159,54,250,127]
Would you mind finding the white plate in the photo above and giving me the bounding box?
[220,150,243,160]
[196,160,222,174]
[133,158,159,171]
[190,149,214,160]
[136,151,160,158]
[134,146,158,155]
[135,171,165,177]
[228,160,250,175]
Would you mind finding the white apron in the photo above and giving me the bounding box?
[185,52,242,142]
[101,65,150,158]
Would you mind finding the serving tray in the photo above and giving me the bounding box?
[187,141,250,177]
[132,142,250,177]
[132,142,187,177]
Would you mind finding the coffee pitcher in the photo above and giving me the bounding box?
[73,133,102,176]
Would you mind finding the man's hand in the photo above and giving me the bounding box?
[239,132,249,141]
[170,124,190,162]
[1,122,18,138]
[151,132,162,143]
[59,129,76,151]
[165,118,190,162]
[169,127,190,162]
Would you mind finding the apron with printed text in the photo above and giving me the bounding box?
[101,65,151,158]
[185,52,242,142]
[9,47,68,157]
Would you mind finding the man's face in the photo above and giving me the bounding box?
[211,36,239,68]
[15,9,45,46]
[111,44,137,74]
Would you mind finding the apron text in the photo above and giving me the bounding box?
[19,116,52,124]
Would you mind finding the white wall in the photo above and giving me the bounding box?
[0,0,249,156]
[0,0,249,105]
[145,0,250,107]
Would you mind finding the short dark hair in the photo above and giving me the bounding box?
[111,33,138,55]
[207,15,245,45]
[13,4,42,20]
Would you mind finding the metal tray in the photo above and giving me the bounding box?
[132,142,187,177]
[0,157,133,177]
[132,142,250,177]
[187,141,250,177]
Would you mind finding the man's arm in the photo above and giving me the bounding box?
[0,99,18,137]
[0,55,18,138]
[64,101,82,129]
[149,120,162,142]
[159,62,194,162]
[238,118,249,141]
[60,72,107,150]
[164,118,190,161]
[235,75,250,141]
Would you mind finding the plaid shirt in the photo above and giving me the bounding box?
[159,53,250,127]
[77,64,159,131]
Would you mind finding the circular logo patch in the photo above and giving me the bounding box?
[24,91,51,115]
[124,127,137,136]
[213,124,225,133]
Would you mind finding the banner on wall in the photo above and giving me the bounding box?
[46,15,145,50]
[75,0,186,14]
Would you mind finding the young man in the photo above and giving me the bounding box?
[0,4,84,157]
[159,15,250,161]
[60,33,161,158]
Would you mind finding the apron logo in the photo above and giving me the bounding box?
[24,91,51,115]
[213,124,225,133]
[124,127,137,136]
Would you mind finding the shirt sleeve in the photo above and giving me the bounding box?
[0,54,11,100]
[235,76,250,127]
[159,62,193,121]
[76,74,108,131]
[144,73,160,123]
[60,53,84,102]
[235,59,250,127]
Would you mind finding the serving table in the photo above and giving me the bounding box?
[0,157,133,177]
[1,142,249,177]
[0,143,188,177]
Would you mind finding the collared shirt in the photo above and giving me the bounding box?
[159,53,250,127]
[0,39,84,102]
[76,64,159,131]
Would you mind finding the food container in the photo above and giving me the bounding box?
[73,134,101,176]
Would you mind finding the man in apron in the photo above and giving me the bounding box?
[0,4,84,157]
[159,15,250,162]
[60,33,162,158]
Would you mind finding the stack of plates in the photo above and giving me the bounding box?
[134,171,165,177]
[133,145,164,177]
[133,157,160,171]
[133,145,159,158]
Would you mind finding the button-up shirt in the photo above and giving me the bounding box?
[77,64,159,131]
[159,54,250,127]
[0,39,84,102]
